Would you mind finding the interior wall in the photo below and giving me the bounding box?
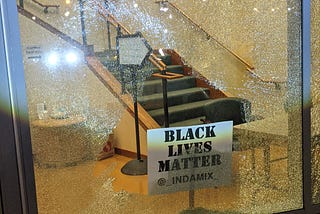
[104,0,289,118]
[18,14,124,157]
[171,0,288,82]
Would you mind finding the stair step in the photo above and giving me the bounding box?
[150,65,184,75]
[148,99,212,126]
[169,116,206,127]
[142,76,196,95]
[138,87,210,111]
[155,54,172,65]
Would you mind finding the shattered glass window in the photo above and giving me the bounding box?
[17,0,304,213]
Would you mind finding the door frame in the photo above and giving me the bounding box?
[0,0,37,213]
[1,0,319,213]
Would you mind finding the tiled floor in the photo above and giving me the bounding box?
[34,146,300,214]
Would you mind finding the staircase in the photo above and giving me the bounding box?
[17,5,242,158]
[96,49,230,128]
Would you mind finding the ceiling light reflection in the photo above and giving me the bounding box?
[47,52,59,66]
[65,51,79,64]
[45,49,81,67]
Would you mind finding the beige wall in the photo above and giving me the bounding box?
[19,14,124,157]
[107,0,290,117]
[171,0,288,82]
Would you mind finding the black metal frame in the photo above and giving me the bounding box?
[1,0,319,213]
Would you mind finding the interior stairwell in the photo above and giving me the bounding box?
[95,48,235,156]
[18,5,239,158]
[96,49,232,128]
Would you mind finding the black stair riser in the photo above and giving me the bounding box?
[148,100,211,125]
[142,76,197,96]
[139,88,210,111]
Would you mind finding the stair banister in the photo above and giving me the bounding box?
[165,1,255,71]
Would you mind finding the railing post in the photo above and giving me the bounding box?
[106,17,111,50]
[104,1,112,50]
[161,69,170,128]
[78,0,87,47]
[116,25,125,94]
[19,0,24,8]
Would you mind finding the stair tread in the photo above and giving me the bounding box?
[141,76,196,96]
[155,54,172,65]
[151,65,184,74]
[143,75,195,86]
[169,116,206,127]
[148,99,212,116]
[138,87,209,102]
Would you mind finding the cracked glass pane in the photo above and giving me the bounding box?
[18,0,304,213]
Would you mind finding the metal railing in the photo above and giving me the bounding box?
[95,1,167,71]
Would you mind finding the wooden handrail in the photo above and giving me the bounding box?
[166,1,254,71]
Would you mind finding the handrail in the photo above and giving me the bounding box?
[17,5,160,130]
[17,6,83,50]
[165,1,255,71]
[31,0,60,13]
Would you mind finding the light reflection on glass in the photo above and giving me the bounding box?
[159,1,169,12]
[65,51,79,64]
[44,50,81,67]
[47,52,59,66]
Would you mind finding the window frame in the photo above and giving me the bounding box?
[0,0,37,213]
[1,0,319,213]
